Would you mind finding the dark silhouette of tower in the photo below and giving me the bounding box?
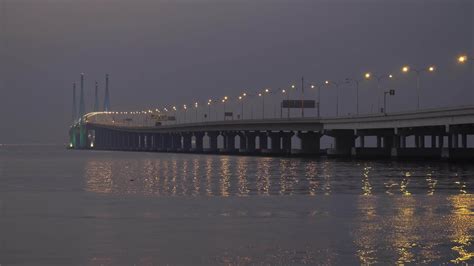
[94,81,99,112]
[79,73,85,120]
[72,82,77,123]
[103,74,110,112]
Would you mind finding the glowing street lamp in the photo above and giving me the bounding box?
[281,88,289,119]
[183,104,187,122]
[172,106,177,124]
[458,55,469,64]
[194,102,198,122]
[323,80,341,116]
[259,89,270,119]
[237,92,247,119]
[222,98,227,120]
[401,65,436,110]
[238,95,244,119]
[207,100,212,121]
[364,72,394,113]
[309,83,324,118]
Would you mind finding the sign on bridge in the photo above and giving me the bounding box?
[281,100,316,109]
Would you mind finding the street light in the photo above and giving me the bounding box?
[222,98,226,120]
[344,78,362,115]
[238,93,246,119]
[364,72,394,113]
[258,89,270,119]
[289,77,309,118]
[383,89,396,115]
[194,102,198,122]
[287,84,297,118]
[401,65,436,110]
[281,89,289,119]
[207,100,212,121]
[172,106,177,124]
[309,83,324,118]
[183,104,187,122]
[458,55,469,64]
[324,80,340,116]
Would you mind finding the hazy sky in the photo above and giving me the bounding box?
[0,0,472,144]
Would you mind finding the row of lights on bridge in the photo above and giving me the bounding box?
[94,54,471,116]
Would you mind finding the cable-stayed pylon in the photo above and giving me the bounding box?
[78,73,85,120]
[94,81,99,112]
[103,74,110,112]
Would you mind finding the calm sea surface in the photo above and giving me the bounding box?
[0,145,472,265]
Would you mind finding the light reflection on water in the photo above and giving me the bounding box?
[82,154,474,264]
[4,146,474,264]
[84,155,472,197]
[353,195,474,264]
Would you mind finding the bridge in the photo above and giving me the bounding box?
[69,105,474,160]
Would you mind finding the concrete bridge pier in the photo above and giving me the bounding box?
[168,133,181,152]
[205,131,219,153]
[281,131,294,155]
[444,125,474,159]
[126,132,134,151]
[109,131,115,150]
[144,133,152,151]
[139,133,145,150]
[327,130,355,157]
[453,134,459,148]
[156,133,165,151]
[237,132,247,152]
[295,131,321,156]
[222,131,237,153]
[400,135,407,148]
[181,132,193,152]
[93,128,102,149]
[258,132,268,151]
[192,132,205,152]
[130,133,137,150]
[151,133,159,151]
[392,127,447,159]
[135,133,141,150]
[160,134,171,151]
[243,131,258,153]
[111,130,117,149]
[438,134,444,148]
[352,130,394,158]
[266,131,282,154]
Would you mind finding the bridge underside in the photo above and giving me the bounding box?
[69,123,474,160]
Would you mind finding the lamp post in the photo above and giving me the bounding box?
[324,80,340,116]
[344,78,363,115]
[183,104,187,122]
[364,72,394,113]
[238,92,246,119]
[259,89,270,119]
[383,89,396,115]
[194,102,198,122]
[172,106,177,124]
[309,83,323,118]
[207,100,212,121]
[289,84,296,118]
[290,79,306,118]
[401,65,435,110]
[222,98,226,120]
[281,89,288,119]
